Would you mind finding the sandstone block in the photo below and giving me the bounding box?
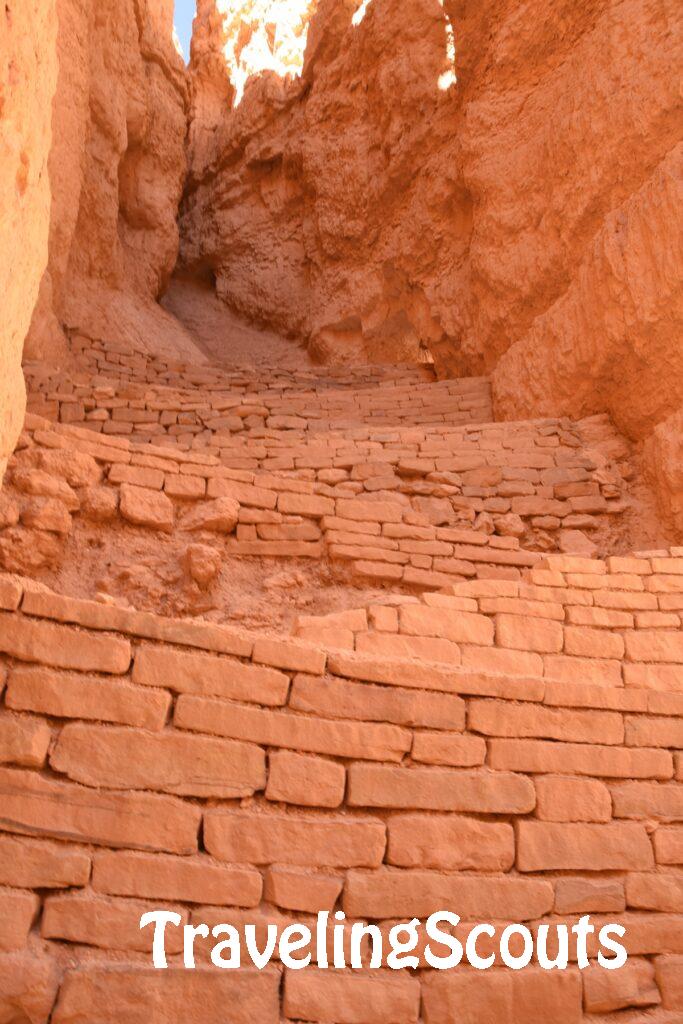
[180,496,239,532]
[20,496,72,534]
[119,483,174,531]
[266,750,346,808]
[652,557,683,574]
[610,782,683,819]
[607,556,652,575]
[594,589,657,610]
[0,495,20,533]
[387,814,514,872]
[368,604,399,631]
[479,596,564,620]
[460,644,544,678]
[625,714,683,748]
[50,722,266,799]
[175,695,411,762]
[543,653,623,687]
[0,952,59,1023]
[563,625,625,659]
[0,713,51,767]
[322,516,380,535]
[625,630,683,662]
[80,485,119,521]
[344,870,553,920]
[283,971,420,1024]
[264,867,343,914]
[92,849,262,907]
[534,775,612,822]
[353,559,403,581]
[554,877,625,914]
[0,834,89,890]
[332,542,408,564]
[654,826,683,864]
[583,959,660,1013]
[626,872,683,913]
[540,555,606,575]
[261,521,321,541]
[42,893,187,954]
[516,821,654,871]
[336,498,404,523]
[469,699,623,745]
[421,969,582,1024]
[7,665,170,730]
[207,478,277,509]
[289,674,466,730]
[12,468,79,510]
[0,767,200,853]
[204,810,385,868]
[488,738,672,779]
[184,542,221,587]
[0,611,131,673]
[411,731,486,767]
[624,662,683,692]
[0,889,39,951]
[399,604,494,645]
[566,605,633,628]
[278,491,335,517]
[544,679,645,711]
[132,645,288,705]
[109,464,164,489]
[596,912,683,956]
[347,764,535,813]
[0,575,22,611]
[162,473,205,501]
[252,636,326,674]
[495,613,563,653]
[655,955,683,1009]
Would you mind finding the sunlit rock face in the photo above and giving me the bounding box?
[217,0,317,104]
[0,0,57,483]
[182,0,458,362]
[24,0,192,362]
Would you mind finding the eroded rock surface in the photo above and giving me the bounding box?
[25,0,195,363]
[182,0,458,361]
[0,0,57,483]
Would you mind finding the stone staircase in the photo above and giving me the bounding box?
[0,340,680,1020]
[13,335,635,592]
[6,399,631,593]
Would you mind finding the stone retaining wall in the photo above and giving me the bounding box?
[0,551,681,1021]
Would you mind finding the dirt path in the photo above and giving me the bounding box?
[162,273,316,371]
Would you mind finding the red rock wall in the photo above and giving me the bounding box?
[181,0,461,361]
[179,0,682,527]
[24,0,193,363]
[0,559,682,1019]
[0,0,57,483]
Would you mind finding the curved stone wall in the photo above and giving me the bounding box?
[0,550,681,1020]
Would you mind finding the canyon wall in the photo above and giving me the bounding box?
[24,0,195,363]
[181,0,460,362]
[0,1,57,482]
[180,0,682,527]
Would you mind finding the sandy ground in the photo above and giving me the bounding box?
[25,517,402,634]
[161,274,315,370]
